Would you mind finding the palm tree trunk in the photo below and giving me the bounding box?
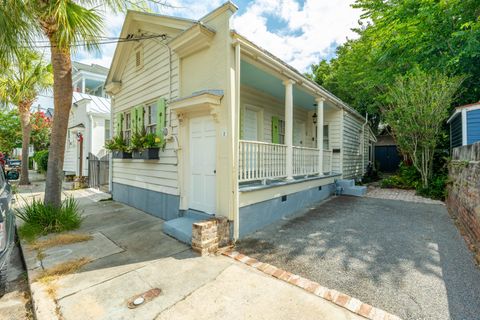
[18,100,32,185]
[44,43,73,207]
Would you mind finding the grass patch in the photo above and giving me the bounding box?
[16,196,83,241]
[29,233,93,251]
[36,257,92,283]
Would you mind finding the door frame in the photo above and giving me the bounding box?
[187,114,217,214]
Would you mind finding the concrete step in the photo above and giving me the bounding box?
[335,179,355,189]
[184,209,212,221]
[342,186,367,197]
[163,217,199,245]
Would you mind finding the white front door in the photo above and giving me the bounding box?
[189,116,216,214]
[244,108,259,140]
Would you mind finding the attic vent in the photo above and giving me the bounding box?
[135,46,143,70]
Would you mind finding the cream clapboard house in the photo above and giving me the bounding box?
[105,2,376,242]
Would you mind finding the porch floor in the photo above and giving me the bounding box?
[239,172,341,192]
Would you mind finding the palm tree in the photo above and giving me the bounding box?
[0,0,161,207]
[0,50,52,185]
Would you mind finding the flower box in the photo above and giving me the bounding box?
[132,148,159,160]
[112,151,132,159]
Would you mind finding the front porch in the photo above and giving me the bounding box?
[238,140,334,185]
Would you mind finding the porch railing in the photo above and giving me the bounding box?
[239,140,334,183]
[293,146,319,176]
[323,149,333,174]
[239,140,287,182]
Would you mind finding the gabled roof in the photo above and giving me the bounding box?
[73,61,109,76]
[106,10,196,86]
[447,101,480,123]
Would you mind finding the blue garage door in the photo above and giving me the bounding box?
[375,146,401,173]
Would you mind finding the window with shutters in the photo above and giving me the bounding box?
[124,112,131,144]
[323,125,329,150]
[278,119,285,144]
[146,103,157,134]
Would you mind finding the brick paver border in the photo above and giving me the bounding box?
[222,250,402,320]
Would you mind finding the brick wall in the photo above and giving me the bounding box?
[447,143,480,254]
[191,217,230,256]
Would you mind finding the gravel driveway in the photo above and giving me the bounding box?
[236,196,480,320]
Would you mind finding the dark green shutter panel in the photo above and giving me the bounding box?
[137,106,144,133]
[272,116,280,144]
[156,98,166,139]
[115,113,123,136]
[131,108,137,134]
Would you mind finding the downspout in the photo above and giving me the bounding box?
[88,114,94,178]
[108,97,114,193]
[361,113,368,176]
[233,42,241,241]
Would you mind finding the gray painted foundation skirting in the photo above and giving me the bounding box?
[112,182,180,221]
[239,183,336,238]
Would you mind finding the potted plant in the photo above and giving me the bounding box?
[130,129,162,160]
[141,133,161,160]
[105,134,131,159]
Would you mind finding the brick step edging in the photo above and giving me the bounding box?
[222,250,402,320]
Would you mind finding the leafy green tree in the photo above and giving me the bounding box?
[0,109,21,155]
[0,0,164,206]
[0,50,52,184]
[385,69,464,188]
[310,0,480,130]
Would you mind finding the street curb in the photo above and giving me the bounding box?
[223,250,402,320]
[17,236,60,320]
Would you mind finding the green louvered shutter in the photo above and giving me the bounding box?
[137,106,144,133]
[131,108,137,134]
[115,113,123,136]
[272,116,280,144]
[156,98,166,139]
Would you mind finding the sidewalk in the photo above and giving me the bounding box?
[18,187,363,320]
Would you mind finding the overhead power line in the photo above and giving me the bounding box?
[23,34,168,49]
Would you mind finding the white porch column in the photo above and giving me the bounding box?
[316,97,325,175]
[81,78,86,93]
[284,79,295,180]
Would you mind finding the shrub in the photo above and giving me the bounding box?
[380,162,448,200]
[16,196,82,241]
[33,150,49,173]
[416,174,448,200]
[380,163,420,189]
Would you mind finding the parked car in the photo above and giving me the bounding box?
[4,159,20,181]
[0,167,15,297]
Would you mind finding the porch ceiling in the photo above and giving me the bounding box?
[240,60,335,111]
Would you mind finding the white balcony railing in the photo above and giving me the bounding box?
[239,140,287,182]
[239,140,334,183]
[293,146,319,176]
[323,149,333,174]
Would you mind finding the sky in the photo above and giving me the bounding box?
[75,0,362,73]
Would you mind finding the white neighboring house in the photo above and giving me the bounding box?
[63,92,111,177]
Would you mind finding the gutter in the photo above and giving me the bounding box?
[362,113,368,174]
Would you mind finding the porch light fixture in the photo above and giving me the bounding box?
[312,112,317,124]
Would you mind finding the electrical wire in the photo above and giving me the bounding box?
[21,34,168,48]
